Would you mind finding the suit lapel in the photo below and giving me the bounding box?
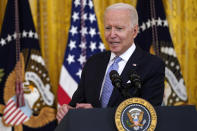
[121,45,144,82]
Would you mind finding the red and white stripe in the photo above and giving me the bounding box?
[3,98,29,126]
[57,66,78,107]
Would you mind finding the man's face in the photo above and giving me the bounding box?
[104,9,138,56]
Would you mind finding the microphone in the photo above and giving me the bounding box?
[129,70,142,96]
[109,70,122,89]
[129,70,141,89]
[110,70,131,99]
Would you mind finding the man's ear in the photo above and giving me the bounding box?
[133,25,138,38]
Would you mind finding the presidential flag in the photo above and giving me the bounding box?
[135,0,187,105]
[0,0,56,130]
[58,0,105,106]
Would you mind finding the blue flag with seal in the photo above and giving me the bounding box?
[135,0,187,105]
[0,0,56,130]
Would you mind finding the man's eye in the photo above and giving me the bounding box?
[105,27,111,30]
[116,27,123,30]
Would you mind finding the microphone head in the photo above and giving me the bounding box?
[110,70,119,80]
[109,70,122,88]
[129,70,141,89]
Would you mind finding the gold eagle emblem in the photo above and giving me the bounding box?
[127,108,144,127]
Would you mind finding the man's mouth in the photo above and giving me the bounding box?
[110,42,120,45]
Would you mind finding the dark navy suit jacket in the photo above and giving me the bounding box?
[69,45,165,107]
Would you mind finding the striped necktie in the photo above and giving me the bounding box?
[101,56,122,108]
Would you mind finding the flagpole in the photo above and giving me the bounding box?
[150,0,160,56]
[80,0,86,68]
[14,0,24,107]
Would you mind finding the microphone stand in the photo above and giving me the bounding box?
[119,83,132,99]
[120,81,141,100]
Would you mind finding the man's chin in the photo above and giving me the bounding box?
[110,49,121,55]
[109,45,120,50]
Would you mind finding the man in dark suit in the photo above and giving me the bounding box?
[56,3,165,123]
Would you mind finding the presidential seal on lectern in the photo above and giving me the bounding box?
[115,98,157,131]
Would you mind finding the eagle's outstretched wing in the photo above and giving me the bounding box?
[139,111,144,123]
[127,112,134,124]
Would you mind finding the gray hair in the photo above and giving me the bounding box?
[105,3,138,28]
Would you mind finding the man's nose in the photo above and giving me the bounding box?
[109,28,117,38]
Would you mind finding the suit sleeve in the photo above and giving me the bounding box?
[69,62,88,107]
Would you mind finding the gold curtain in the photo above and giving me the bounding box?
[0,0,197,106]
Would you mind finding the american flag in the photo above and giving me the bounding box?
[3,96,32,126]
[58,0,105,106]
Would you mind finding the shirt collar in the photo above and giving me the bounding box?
[110,43,136,62]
